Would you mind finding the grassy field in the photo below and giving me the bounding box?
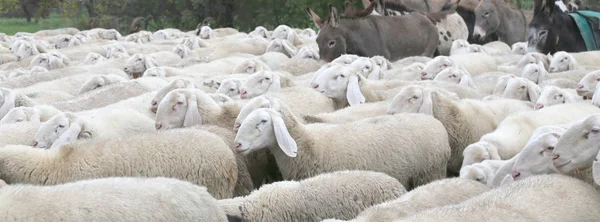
[0,13,77,35]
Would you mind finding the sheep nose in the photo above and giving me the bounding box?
[155,123,163,130]
[421,72,427,77]
[311,83,319,89]
[535,104,544,109]
[552,153,560,160]
[32,141,38,147]
[512,171,521,178]
[233,142,242,152]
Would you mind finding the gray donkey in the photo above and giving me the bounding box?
[307,2,439,62]
[473,0,528,45]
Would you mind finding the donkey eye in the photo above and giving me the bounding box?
[328,40,336,47]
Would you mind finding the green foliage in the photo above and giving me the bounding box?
[0,13,77,35]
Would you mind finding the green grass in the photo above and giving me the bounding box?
[0,13,77,35]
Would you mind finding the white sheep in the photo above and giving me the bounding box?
[521,60,585,87]
[420,53,497,80]
[549,51,600,72]
[511,42,527,55]
[198,26,215,39]
[248,26,271,39]
[576,70,600,98]
[28,52,70,70]
[433,66,476,89]
[323,178,490,222]
[552,114,600,174]
[510,129,566,181]
[220,170,405,222]
[535,86,581,109]
[394,174,600,221]
[0,105,61,124]
[271,24,304,46]
[265,39,297,58]
[83,52,107,65]
[501,76,541,103]
[371,55,393,71]
[78,74,128,95]
[142,67,167,78]
[239,71,294,99]
[331,54,359,65]
[302,101,389,124]
[388,85,533,173]
[0,128,238,199]
[461,103,600,167]
[449,39,470,55]
[232,59,271,74]
[459,160,505,186]
[181,36,209,50]
[0,87,38,120]
[123,53,181,78]
[349,57,384,80]
[216,78,246,98]
[294,46,319,60]
[0,177,229,221]
[234,104,451,189]
[32,109,155,149]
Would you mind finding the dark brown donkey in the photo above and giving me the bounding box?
[307,2,439,62]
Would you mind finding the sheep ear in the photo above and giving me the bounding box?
[0,89,16,119]
[268,74,282,93]
[419,90,434,115]
[568,59,576,70]
[527,81,541,103]
[501,174,515,186]
[563,91,576,103]
[282,41,298,57]
[486,145,502,160]
[367,64,382,80]
[593,161,600,186]
[346,75,365,106]
[183,95,203,127]
[458,74,473,87]
[51,121,82,149]
[271,112,297,157]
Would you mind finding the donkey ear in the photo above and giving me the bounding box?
[418,90,434,115]
[346,74,366,106]
[183,95,203,127]
[306,7,325,29]
[51,121,82,149]
[329,5,340,28]
[271,112,297,157]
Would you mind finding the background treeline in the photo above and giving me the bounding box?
[0,0,597,35]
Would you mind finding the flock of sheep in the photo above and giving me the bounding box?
[1,19,600,221]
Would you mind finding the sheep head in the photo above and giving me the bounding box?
[511,42,527,55]
[549,51,577,72]
[552,114,600,173]
[576,70,600,97]
[421,56,454,80]
[234,95,280,133]
[535,86,575,109]
[434,66,474,87]
[462,142,501,167]
[33,113,90,149]
[239,71,282,99]
[0,107,39,124]
[311,64,365,106]
[512,131,563,181]
[155,88,219,131]
[84,52,107,65]
[216,79,244,98]
[151,79,196,113]
[387,85,434,115]
[123,54,158,79]
[233,108,297,157]
[502,77,541,103]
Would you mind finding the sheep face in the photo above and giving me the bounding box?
[0,107,37,124]
[78,76,107,95]
[33,114,70,149]
[511,42,527,55]
[233,96,273,133]
[14,41,39,60]
[153,30,171,40]
[548,51,575,72]
[249,26,270,38]
[272,25,293,41]
[100,29,121,40]
[462,142,501,167]
[28,54,55,70]
[199,26,214,40]
[151,79,195,113]
[311,64,359,101]
[216,79,242,97]
[387,85,432,115]
[516,53,541,68]
[349,57,380,80]
[459,164,488,184]
[233,108,297,157]
[123,54,157,79]
[295,47,319,60]
[502,77,541,103]
[106,43,128,59]
[331,54,359,65]
[553,114,600,173]
[266,39,296,58]
[576,70,600,97]
[371,56,392,71]
[300,28,317,38]
[434,67,472,87]
[239,71,280,99]
[143,67,167,78]
[421,56,453,80]
[172,44,190,59]
[521,62,546,84]
[84,52,106,65]
[450,39,470,56]
[512,132,562,181]
[54,35,72,49]
[233,60,259,74]
[536,86,572,109]
[155,89,211,131]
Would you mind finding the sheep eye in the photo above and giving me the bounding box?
[557,94,563,97]
[176,101,184,105]
[412,95,419,99]
[476,178,482,182]
[535,69,538,72]
[265,77,271,81]
[520,86,526,89]
[261,119,267,123]
[547,146,555,150]
[229,88,235,92]
[136,58,142,62]
[592,128,600,134]
[596,78,600,81]
[58,125,65,128]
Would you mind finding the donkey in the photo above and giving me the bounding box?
[307,2,439,62]
[527,0,588,54]
[473,0,528,46]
